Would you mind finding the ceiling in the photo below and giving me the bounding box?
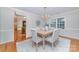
[16,7,79,15]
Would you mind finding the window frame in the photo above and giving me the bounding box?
[49,17,65,29]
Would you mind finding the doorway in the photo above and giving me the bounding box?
[14,14,26,42]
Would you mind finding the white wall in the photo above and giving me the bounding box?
[50,9,79,39]
[0,7,14,44]
[0,7,41,44]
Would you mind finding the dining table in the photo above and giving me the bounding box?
[37,29,53,49]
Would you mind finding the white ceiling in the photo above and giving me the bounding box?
[16,7,79,15]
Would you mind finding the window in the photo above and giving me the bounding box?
[57,18,65,29]
[49,17,65,29]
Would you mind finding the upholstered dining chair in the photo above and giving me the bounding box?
[31,28,43,51]
[46,29,60,48]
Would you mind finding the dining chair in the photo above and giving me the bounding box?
[31,28,43,51]
[46,29,60,48]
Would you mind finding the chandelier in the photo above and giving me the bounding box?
[41,7,50,28]
[42,7,49,21]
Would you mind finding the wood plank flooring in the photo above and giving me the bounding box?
[70,39,79,52]
[0,36,79,52]
[0,42,16,52]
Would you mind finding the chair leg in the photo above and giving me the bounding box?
[32,42,35,47]
[52,43,54,49]
[53,41,56,47]
[36,43,38,52]
[54,39,59,47]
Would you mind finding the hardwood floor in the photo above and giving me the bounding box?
[0,36,79,52]
[59,35,79,52]
[0,42,16,52]
[70,39,79,52]
[0,35,31,52]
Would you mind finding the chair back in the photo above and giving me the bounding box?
[52,29,60,41]
[31,28,37,42]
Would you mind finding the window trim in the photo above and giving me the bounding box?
[49,17,65,29]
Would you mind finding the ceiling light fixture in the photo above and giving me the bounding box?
[42,7,49,21]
